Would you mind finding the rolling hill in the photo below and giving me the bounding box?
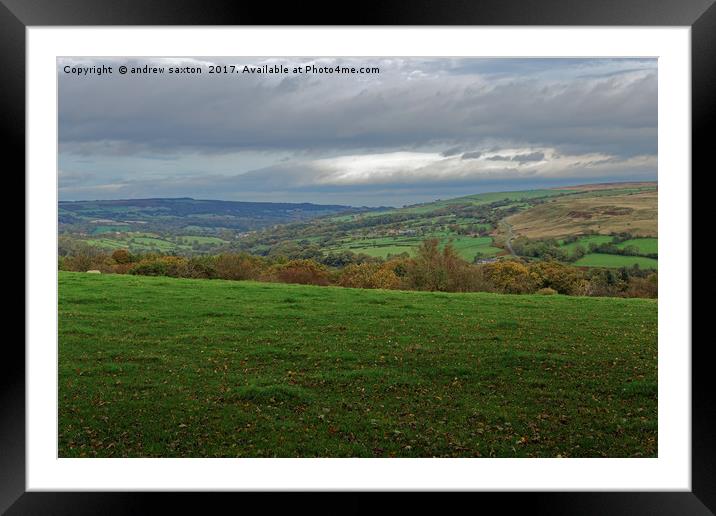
[234,182,657,268]
[59,182,657,269]
[59,197,374,235]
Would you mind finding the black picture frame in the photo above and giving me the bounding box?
[5,0,710,513]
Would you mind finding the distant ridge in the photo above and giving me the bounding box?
[58,197,379,234]
[59,197,351,209]
[552,181,657,191]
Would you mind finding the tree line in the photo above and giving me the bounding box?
[60,238,657,299]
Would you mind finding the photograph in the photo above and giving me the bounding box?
[56,56,659,459]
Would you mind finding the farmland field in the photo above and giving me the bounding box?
[83,232,231,254]
[574,253,658,269]
[61,183,658,269]
[59,272,657,458]
[559,235,614,253]
[615,238,658,255]
[326,235,502,261]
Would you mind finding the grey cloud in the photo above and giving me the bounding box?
[441,146,464,157]
[512,152,544,163]
[59,57,657,159]
[58,57,657,204]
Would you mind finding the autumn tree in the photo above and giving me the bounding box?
[529,260,588,295]
[111,249,132,264]
[266,259,330,286]
[482,260,538,294]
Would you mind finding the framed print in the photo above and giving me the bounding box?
[5,0,711,513]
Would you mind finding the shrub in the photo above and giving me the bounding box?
[370,266,402,289]
[338,262,401,289]
[129,256,188,277]
[530,261,587,295]
[111,249,132,264]
[61,252,114,273]
[338,263,379,288]
[482,260,538,294]
[214,253,264,280]
[181,256,217,279]
[446,263,492,292]
[112,262,134,274]
[625,273,658,298]
[585,268,628,297]
[266,259,330,286]
[536,287,558,295]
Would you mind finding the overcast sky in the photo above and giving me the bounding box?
[58,57,657,207]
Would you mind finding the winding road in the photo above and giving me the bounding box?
[501,220,517,256]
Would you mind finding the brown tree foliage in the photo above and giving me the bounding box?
[111,249,132,264]
[529,261,589,296]
[265,259,331,286]
[58,239,658,298]
[338,262,401,289]
[214,253,264,281]
[482,260,539,294]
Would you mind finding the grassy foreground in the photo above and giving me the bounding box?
[59,271,657,458]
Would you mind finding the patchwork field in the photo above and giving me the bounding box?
[557,235,658,268]
[326,235,502,260]
[59,272,657,458]
[83,232,230,254]
[62,183,657,271]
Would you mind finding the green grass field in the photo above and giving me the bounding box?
[559,235,614,253]
[327,235,502,261]
[59,272,657,458]
[83,232,230,254]
[615,238,658,255]
[573,253,658,269]
[177,235,230,245]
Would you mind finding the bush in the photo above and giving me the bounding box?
[482,260,538,294]
[111,249,132,264]
[536,287,558,295]
[112,262,134,274]
[338,263,378,288]
[446,263,493,293]
[214,253,264,280]
[266,259,330,286]
[182,256,217,279]
[625,273,657,298]
[338,262,401,289]
[586,268,628,297]
[529,261,588,295]
[61,252,114,273]
[129,256,188,277]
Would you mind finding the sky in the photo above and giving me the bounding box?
[58,57,657,207]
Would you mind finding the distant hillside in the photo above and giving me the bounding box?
[59,197,371,235]
[58,182,657,268]
[504,185,657,239]
[231,181,657,268]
